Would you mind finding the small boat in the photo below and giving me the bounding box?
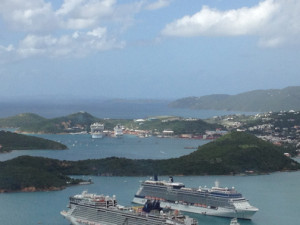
[184,146,197,149]
[230,218,240,225]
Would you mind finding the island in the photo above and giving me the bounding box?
[0,130,67,153]
[0,131,299,192]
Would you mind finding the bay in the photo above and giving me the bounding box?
[0,104,296,225]
[0,133,299,225]
[0,134,210,161]
[0,172,299,225]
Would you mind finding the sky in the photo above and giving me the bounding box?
[0,0,300,100]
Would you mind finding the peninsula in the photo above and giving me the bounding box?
[0,130,67,153]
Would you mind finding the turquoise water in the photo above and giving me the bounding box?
[0,172,300,225]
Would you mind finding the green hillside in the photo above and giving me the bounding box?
[0,156,83,192]
[0,113,46,128]
[0,131,67,152]
[139,118,223,135]
[169,86,300,112]
[0,112,101,134]
[175,131,299,174]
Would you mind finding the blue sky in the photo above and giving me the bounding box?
[0,0,300,100]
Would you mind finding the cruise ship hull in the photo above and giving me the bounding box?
[91,133,103,138]
[61,204,195,225]
[133,197,257,220]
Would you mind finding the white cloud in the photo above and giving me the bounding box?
[0,0,57,32]
[56,0,116,29]
[161,0,300,47]
[145,0,172,10]
[16,29,125,58]
[0,0,142,60]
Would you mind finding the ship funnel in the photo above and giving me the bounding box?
[169,176,174,183]
[215,180,219,188]
[154,175,158,181]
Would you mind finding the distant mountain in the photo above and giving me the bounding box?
[169,86,300,112]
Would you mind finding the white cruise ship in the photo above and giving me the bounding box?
[114,124,123,137]
[133,176,258,220]
[90,122,104,138]
[61,191,198,225]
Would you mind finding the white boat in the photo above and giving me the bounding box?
[90,123,104,138]
[230,218,240,225]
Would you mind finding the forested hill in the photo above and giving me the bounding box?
[169,86,300,112]
[0,131,67,152]
[0,156,82,192]
[0,111,100,134]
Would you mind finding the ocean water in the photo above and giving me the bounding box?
[0,101,255,119]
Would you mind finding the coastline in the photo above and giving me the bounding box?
[0,186,65,193]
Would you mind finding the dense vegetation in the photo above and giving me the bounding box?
[0,112,104,133]
[0,131,67,152]
[169,86,300,112]
[139,119,222,135]
[0,156,83,192]
[0,113,46,128]
[18,112,99,133]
